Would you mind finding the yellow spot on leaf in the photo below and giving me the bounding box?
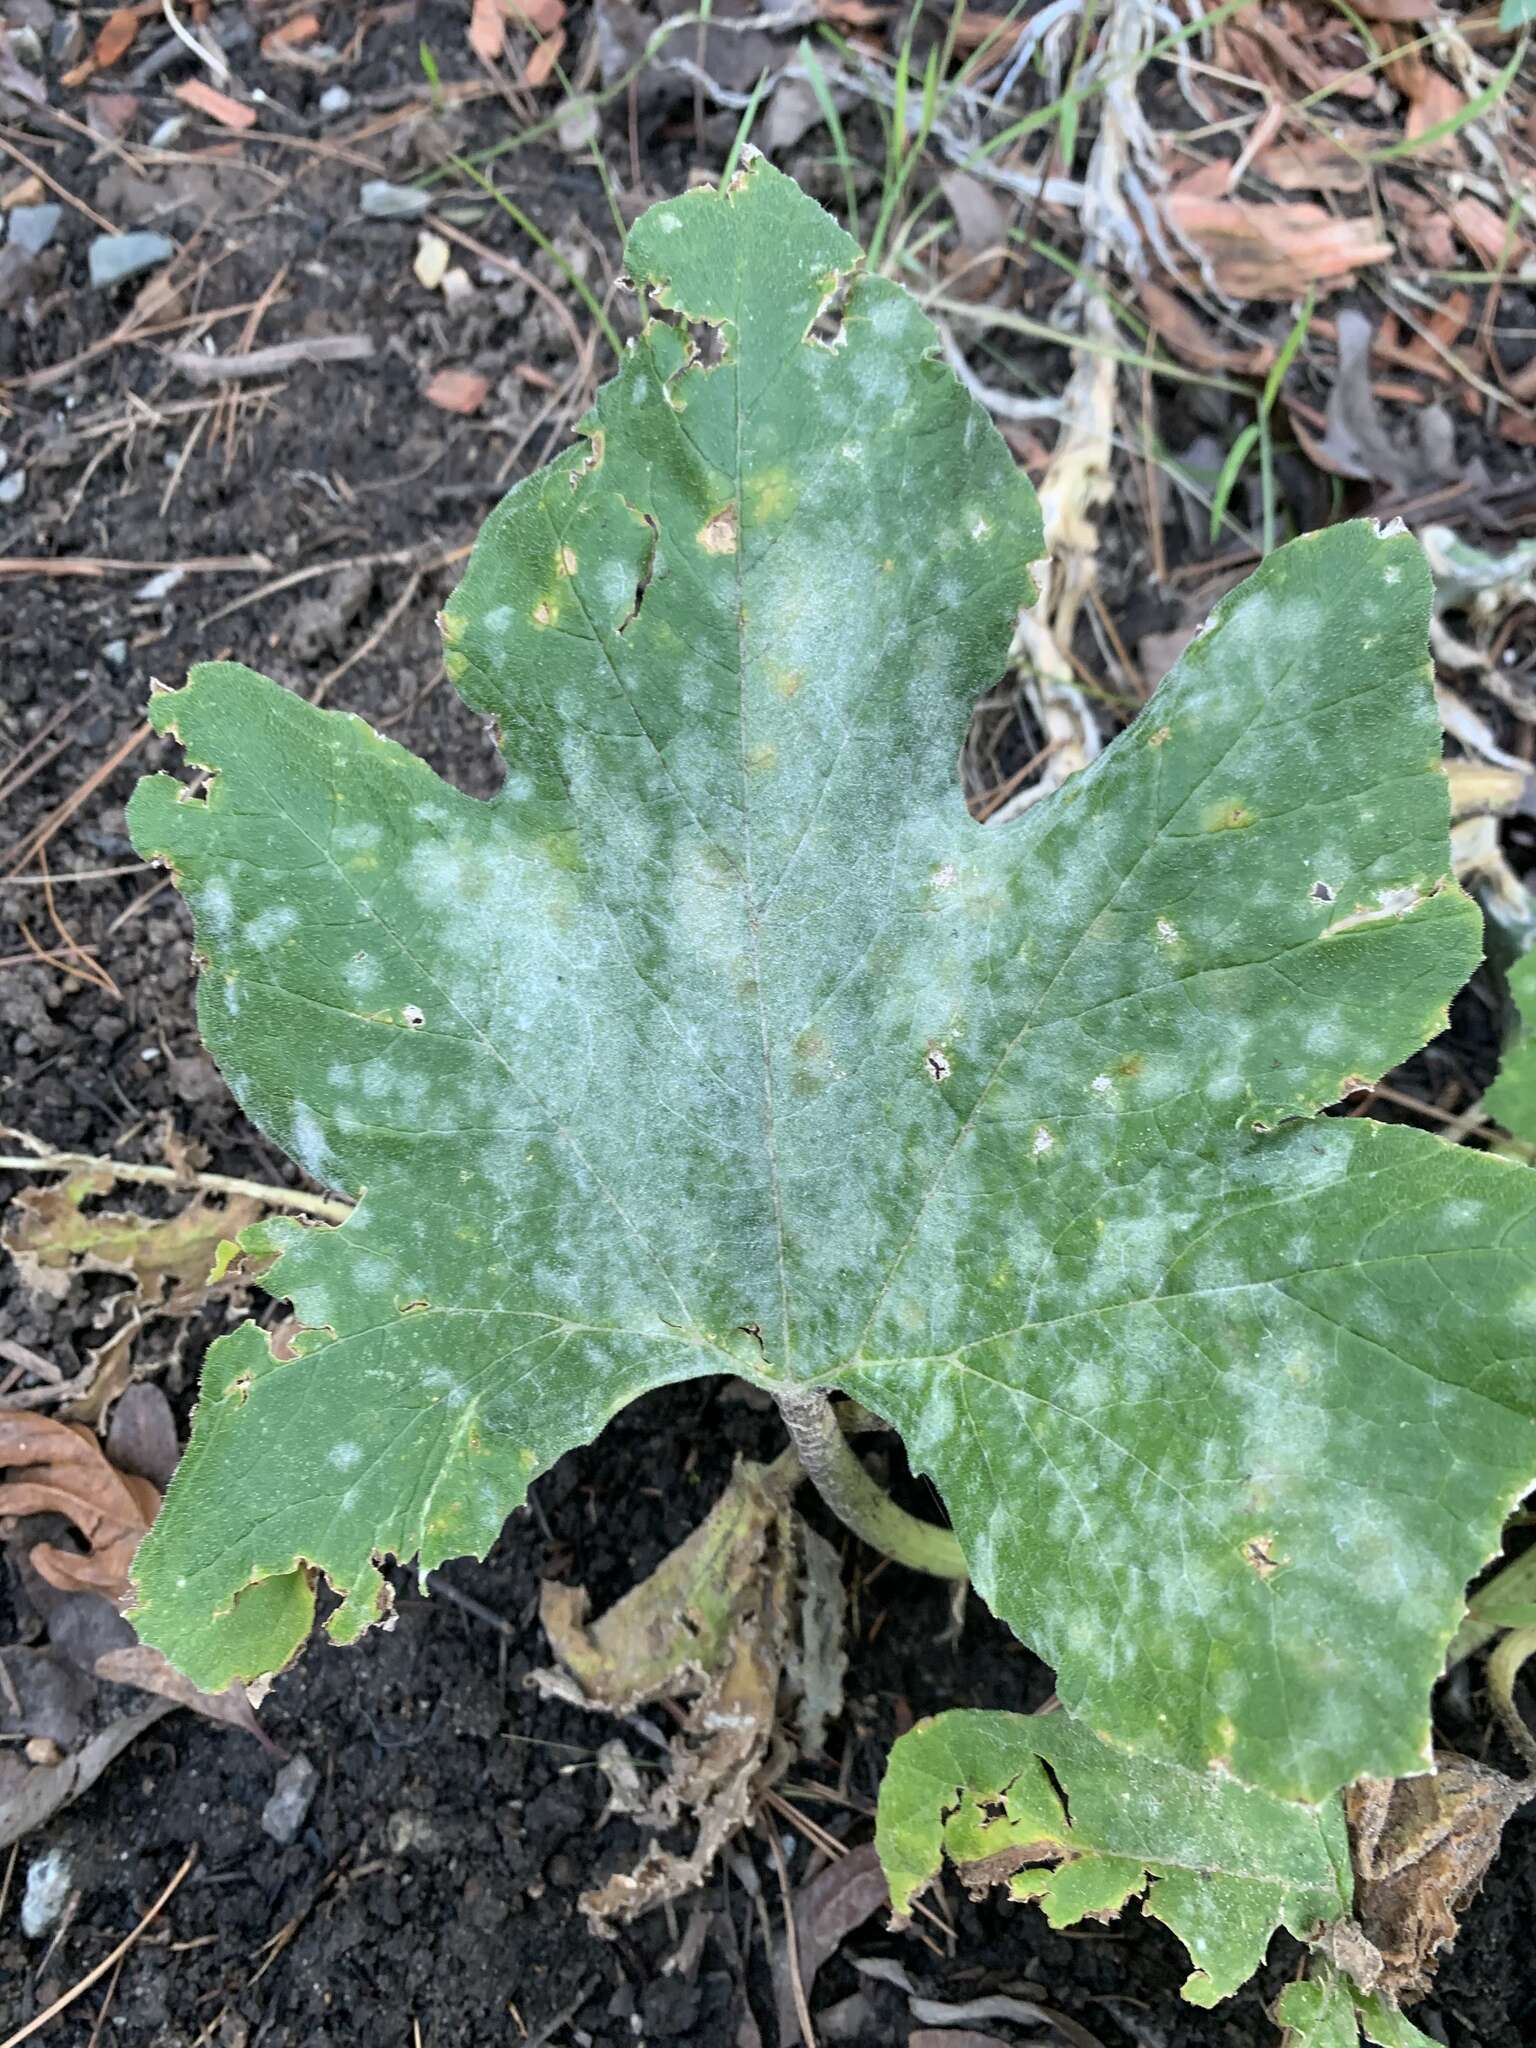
[747,469,796,524]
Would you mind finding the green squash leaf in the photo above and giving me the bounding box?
[877,1708,1351,2007]
[1277,1971,1359,2048]
[127,161,1536,1805]
[1277,1966,1441,2048]
[1485,948,1536,1144]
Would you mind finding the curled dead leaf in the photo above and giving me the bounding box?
[533,1454,845,1928]
[774,1844,888,2048]
[3,1167,263,1421]
[1346,1754,1533,2001]
[0,1410,270,1747]
[0,1414,156,1599]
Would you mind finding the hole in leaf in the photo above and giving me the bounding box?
[617,511,658,637]
[805,268,856,352]
[964,675,1052,820]
[686,319,729,368]
[1036,1755,1073,1831]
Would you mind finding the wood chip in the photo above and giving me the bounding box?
[1137,278,1274,374]
[174,79,258,132]
[469,0,506,62]
[423,368,490,414]
[261,10,321,55]
[521,0,567,32]
[524,26,565,87]
[93,8,142,70]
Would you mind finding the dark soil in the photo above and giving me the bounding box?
[3,6,1535,2046]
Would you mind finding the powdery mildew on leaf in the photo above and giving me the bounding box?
[876,1708,1351,2008]
[128,162,1536,1804]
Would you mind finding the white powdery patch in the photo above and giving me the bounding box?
[328,1441,363,1472]
[333,822,382,852]
[198,878,234,940]
[290,1104,335,1186]
[246,905,298,950]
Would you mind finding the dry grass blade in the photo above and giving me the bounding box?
[1,723,151,881]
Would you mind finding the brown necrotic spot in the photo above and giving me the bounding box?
[1242,1534,1284,1579]
[697,505,739,556]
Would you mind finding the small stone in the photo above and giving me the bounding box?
[386,1809,439,1856]
[319,85,351,115]
[7,203,60,254]
[260,1754,318,1846]
[20,1850,71,1938]
[0,470,24,505]
[102,638,128,668]
[555,96,599,154]
[89,230,174,289]
[440,265,475,308]
[413,230,450,291]
[23,1736,62,1766]
[359,179,430,220]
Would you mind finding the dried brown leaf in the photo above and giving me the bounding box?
[1,1700,175,1851]
[534,1457,845,1928]
[0,1414,156,1599]
[1347,1753,1533,2000]
[95,1646,269,1741]
[774,1844,888,2048]
[1163,179,1392,298]
[5,1170,261,1308]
